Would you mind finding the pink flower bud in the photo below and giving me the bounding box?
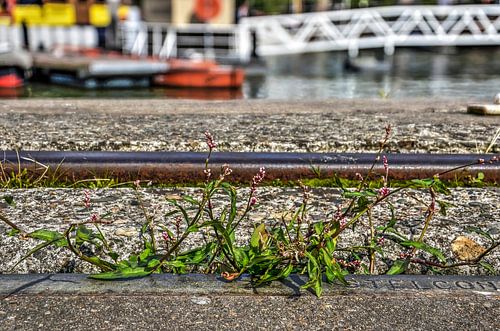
[378,186,390,198]
[204,130,217,150]
[83,190,91,209]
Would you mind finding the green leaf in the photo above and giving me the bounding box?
[320,248,347,285]
[432,179,451,195]
[128,255,138,268]
[186,224,200,233]
[86,256,117,271]
[108,251,119,261]
[139,248,151,262]
[6,229,20,236]
[313,222,324,236]
[301,252,323,297]
[89,267,151,280]
[324,237,337,255]
[437,200,454,216]
[250,223,266,252]
[386,202,397,229]
[466,226,494,243]
[387,259,409,275]
[76,225,93,243]
[164,210,179,218]
[28,229,65,243]
[182,195,199,206]
[147,259,161,269]
[3,195,15,206]
[410,179,434,188]
[479,262,496,275]
[165,260,185,268]
[177,243,216,265]
[234,248,249,269]
[343,190,377,198]
[224,185,238,229]
[400,240,446,263]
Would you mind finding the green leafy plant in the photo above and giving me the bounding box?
[1,129,498,297]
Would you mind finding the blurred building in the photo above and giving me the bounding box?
[139,0,235,24]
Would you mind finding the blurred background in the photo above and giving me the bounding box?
[0,0,499,100]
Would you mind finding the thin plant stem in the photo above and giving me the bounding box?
[411,241,499,269]
[134,190,157,254]
[0,212,24,234]
[368,208,375,274]
[417,187,436,243]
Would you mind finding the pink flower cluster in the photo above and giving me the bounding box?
[220,164,232,180]
[204,130,217,150]
[378,186,390,198]
[334,205,347,227]
[399,250,414,259]
[251,167,266,193]
[249,167,266,206]
[162,231,171,242]
[84,190,91,209]
[338,258,361,269]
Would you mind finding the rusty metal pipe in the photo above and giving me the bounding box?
[1,151,498,183]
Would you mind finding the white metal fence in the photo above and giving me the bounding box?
[1,5,499,61]
[240,5,500,58]
[0,25,97,51]
[119,22,247,62]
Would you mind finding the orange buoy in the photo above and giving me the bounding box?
[194,0,221,22]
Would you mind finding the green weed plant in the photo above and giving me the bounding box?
[1,128,498,297]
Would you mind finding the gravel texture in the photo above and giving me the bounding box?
[0,98,498,153]
[0,187,498,275]
[0,98,498,275]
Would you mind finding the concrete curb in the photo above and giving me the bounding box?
[1,274,499,330]
[1,274,499,297]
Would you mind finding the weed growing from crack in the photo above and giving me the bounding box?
[0,130,499,297]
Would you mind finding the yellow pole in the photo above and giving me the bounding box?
[292,0,302,13]
[317,0,331,11]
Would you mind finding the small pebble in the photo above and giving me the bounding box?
[190,296,211,305]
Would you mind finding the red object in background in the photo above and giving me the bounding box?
[5,0,15,14]
[194,0,221,22]
[155,59,244,89]
[0,73,23,88]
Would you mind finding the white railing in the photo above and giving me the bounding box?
[240,5,500,58]
[1,5,499,62]
[0,25,97,51]
[119,22,247,62]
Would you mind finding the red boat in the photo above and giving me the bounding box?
[0,49,32,90]
[155,59,244,89]
[0,71,23,88]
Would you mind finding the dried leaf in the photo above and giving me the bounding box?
[221,272,239,281]
[451,236,486,261]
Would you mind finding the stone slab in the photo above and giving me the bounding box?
[0,187,500,274]
[1,98,499,153]
[1,187,499,275]
[467,104,500,116]
[0,274,499,330]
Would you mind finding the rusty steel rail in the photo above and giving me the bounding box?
[1,151,498,183]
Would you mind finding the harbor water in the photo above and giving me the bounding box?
[11,47,500,101]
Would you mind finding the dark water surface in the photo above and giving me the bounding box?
[9,47,500,101]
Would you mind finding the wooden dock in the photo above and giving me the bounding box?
[32,51,168,88]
